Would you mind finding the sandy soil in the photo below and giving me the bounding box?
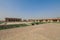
[0,23,60,40]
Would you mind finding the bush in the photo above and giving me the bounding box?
[0,22,4,24]
[31,22,47,26]
[35,22,39,25]
[31,23,35,25]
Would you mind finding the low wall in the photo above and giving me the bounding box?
[4,22,32,25]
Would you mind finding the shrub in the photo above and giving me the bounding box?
[31,23,35,25]
[0,22,4,24]
[35,22,39,25]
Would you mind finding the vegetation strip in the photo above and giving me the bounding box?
[0,22,50,30]
[0,24,29,30]
[31,22,46,25]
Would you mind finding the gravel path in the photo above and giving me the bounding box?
[0,23,60,40]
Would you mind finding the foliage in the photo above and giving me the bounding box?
[0,24,28,30]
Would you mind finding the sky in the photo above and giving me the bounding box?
[0,0,60,20]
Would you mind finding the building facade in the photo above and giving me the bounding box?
[5,18,22,22]
[28,18,60,23]
[5,18,60,22]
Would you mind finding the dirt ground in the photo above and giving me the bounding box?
[0,23,60,40]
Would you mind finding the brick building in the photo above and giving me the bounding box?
[5,18,60,23]
[5,18,22,22]
[28,18,60,23]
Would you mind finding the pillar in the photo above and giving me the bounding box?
[57,20,59,22]
[50,20,53,22]
[47,20,50,22]
[43,20,46,22]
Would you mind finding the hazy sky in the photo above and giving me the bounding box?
[0,0,60,19]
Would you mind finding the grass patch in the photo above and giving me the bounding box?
[31,22,46,25]
[0,24,29,30]
[0,22,4,24]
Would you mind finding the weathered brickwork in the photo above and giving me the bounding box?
[5,18,60,22]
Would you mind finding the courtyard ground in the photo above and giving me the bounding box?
[0,23,60,40]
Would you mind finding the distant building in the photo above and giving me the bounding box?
[5,17,60,22]
[28,19,35,22]
[22,19,28,22]
[5,18,22,22]
[28,18,60,23]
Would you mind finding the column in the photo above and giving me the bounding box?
[57,20,59,22]
[50,20,53,22]
[43,20,46,22]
